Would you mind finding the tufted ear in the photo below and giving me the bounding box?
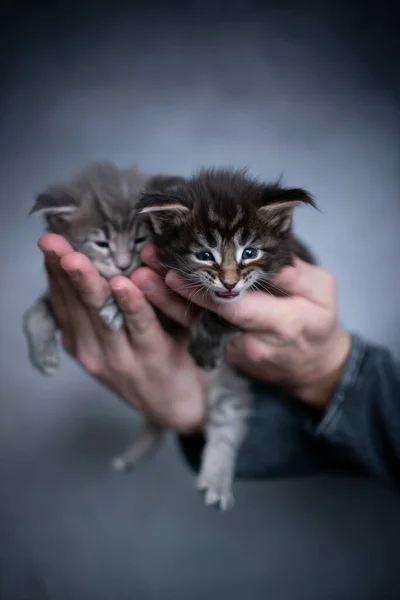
[137,193,190,234]
[258,186,317,232]
[145,175,187,194]
[30,186,79,219]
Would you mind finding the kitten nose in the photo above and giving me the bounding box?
[221,280,238,291]
[115,255,131,270]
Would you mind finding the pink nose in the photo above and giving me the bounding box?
[221,281,237,291]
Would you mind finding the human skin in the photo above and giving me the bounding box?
[38,233,351,432]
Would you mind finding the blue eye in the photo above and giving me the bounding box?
[242,248,258,260]
[195,250,215,262]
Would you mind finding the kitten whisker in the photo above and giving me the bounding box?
[257,278,290,297]
[159,263,193,279]
[170,282,202,293]
[253,283,275,298]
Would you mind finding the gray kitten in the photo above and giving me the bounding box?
[23,162,185,470]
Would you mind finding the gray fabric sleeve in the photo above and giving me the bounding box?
[308,333,400,488]
[178,334,400,488]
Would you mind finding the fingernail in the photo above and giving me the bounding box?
[138,277,156,293]
[63,268,81,281]
[140,244,156,263]
[113,287,126,300]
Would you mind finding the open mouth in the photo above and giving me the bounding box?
[214,290,240,299]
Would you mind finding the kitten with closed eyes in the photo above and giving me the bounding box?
[136,167,317,509]
[23,161,186,469]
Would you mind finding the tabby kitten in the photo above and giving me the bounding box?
[137,168,317,510]
[23,162,186,469]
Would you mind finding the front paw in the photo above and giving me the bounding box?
[189,339,221,371]
[196,470,235,511]
[98,300,125,331]
[29,338,60,376]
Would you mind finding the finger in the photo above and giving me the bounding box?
[60,269,106,359]
[226,334,277,364]
[132,267,196,327]
[38,233,75,257]
[226,337,279,384]
[140,243,167,276]
[272,259,336,309]
[45,261,68,329]
[40,238,74,345]
[110,277,170,353]
[39,238,107,354]
[59,252,110,311]
[226,336,256,371]
[39,232,79,326]
[166,270,303,331]
[59,253,131,359]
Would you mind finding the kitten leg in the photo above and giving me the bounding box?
[112,419,163,472]
[23,294,60,375]
[189,311,237,371]
[189,333,223,371]
[98,295,125,331]
[197,365,253,511]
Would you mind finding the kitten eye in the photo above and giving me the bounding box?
[195,250,215,262]
[94,241,109,249]
[135,237,146,244]
[242,248,259,260]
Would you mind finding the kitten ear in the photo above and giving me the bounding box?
[30,186,78,219]
[258,187,316,232]
[146,175,186,193]
[137,194,190,234]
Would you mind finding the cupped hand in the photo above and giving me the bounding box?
[160,253,351,409]
[38,234,206,433]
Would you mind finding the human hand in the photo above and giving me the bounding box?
[163,256,351,409]
[38,234,206,433]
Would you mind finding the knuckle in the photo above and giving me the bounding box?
[126,307,153,334]
[76,348,102,376]
[127,315,149,334]
[106,354,129,377]
[172,401,205,435]
[242,337,265,364]
[281,315,302,341]
[230,304,251,328]
[324,272,337,302]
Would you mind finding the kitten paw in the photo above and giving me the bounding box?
[111,455,133,473]
[29,339,60,376]
[98,301,125,331]
[196,473,235,511]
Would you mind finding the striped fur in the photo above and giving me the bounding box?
[138,167,318,510]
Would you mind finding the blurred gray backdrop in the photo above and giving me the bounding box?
[0,1,399,599]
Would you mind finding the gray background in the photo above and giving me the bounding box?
[1,1,399,598]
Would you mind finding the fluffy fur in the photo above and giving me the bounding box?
[137,167,318,509]
[23,163,318,511]
[23,162,185,469]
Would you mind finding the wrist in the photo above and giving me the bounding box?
[296,328,351,408]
